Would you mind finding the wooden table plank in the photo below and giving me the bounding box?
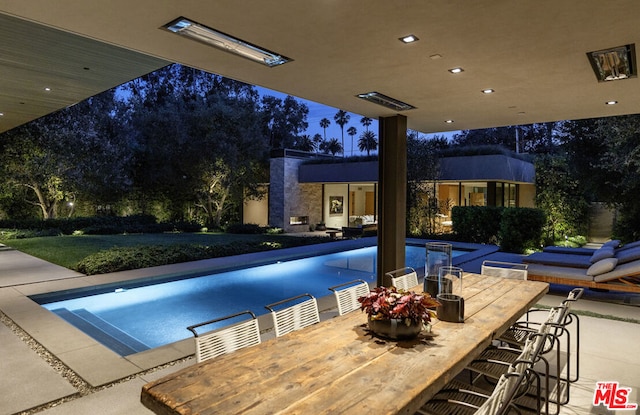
[142,276,548,415]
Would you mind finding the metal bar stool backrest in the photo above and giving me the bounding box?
[328,279,370,315]
[477,332,545,415]
[385,267,418,291]
[562,287,584,309]
[265,293,320,337]
[187,310,261,363]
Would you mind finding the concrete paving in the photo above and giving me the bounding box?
[0,241,639,414]
[0,323,77,415]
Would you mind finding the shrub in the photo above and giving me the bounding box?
[449,206,545,253]
[451,206,503,244]
[75,244,211,275]
[498,208,546,253]
[0,215,201,236]
[74,236,331,275]
[0,228,62,239]
[225,223,266,234]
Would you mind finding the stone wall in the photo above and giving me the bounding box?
[269,156,322,232]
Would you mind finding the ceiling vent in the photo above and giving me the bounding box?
[587,44,636,82]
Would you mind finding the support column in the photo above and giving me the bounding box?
[377,115,407,287]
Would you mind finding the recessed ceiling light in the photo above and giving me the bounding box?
[44,87,51,91]
[606,100,618,105]
[0,112,4,116]
[400,34,418,44]
[482,89,495,94]
[444,119,454,124]
[448,67,464,74]
[429,54,443,60]
[163,17,291,67]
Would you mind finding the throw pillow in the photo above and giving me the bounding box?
[590,246,614,263]
[586,258,618,276]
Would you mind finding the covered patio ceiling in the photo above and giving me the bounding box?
[1,1,640,135]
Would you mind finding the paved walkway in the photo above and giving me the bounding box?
[1,241,639,414]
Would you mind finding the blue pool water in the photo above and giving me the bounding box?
[35,245,465,355]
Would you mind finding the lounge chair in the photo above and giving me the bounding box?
[524,240,640,269]
[527,257,640,293]
[523,252,593,268]
[540,239,640,256]
[542,246,597,255]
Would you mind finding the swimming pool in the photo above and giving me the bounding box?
[32,244,466,355]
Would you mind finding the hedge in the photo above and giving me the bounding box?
[451,206,545,253]
[0,215,202,238]
[75,236,329,275]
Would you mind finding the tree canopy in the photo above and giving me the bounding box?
[0,64,304,225]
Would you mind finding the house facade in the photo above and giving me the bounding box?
[243,149,536,233]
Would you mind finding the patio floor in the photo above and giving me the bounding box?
[1,240,638,415]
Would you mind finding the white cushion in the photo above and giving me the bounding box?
[586,258,618,276]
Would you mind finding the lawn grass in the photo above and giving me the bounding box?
[0,232,322,269]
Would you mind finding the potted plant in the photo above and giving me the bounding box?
[357,286,440,339]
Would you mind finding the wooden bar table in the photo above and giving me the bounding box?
[141,274,548,415]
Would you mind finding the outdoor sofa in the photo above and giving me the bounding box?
[524,240,640,293]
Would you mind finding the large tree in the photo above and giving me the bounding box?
[360,116,372,132]
[406,131,443,235]
[125,64,269,225]
[452,123,559,154]
[591,115,640,241]
[333,110,350,157]
[319,138,342,156]
[347,126,357,156]
[0,89,130,219]
[319,118,330,140]
[357,130,377,156]
[534,154,589,244]
[261,95,309,149]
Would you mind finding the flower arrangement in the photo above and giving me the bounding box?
[357,286,440,329]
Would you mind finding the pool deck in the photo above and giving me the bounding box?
[1,239,639,414]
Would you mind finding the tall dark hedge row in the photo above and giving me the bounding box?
[0,214,201,236]
[451,206,545,253]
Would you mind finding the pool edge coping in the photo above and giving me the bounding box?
[1,238,496,387]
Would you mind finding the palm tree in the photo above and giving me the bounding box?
[360,116,372,132]
[358,130,378,156]
[320,138,343,156]
[312,133,323,153]
[319,118,331,141]
[295,134,315,152]
[333,110,350,157]
[347,126,357,156]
